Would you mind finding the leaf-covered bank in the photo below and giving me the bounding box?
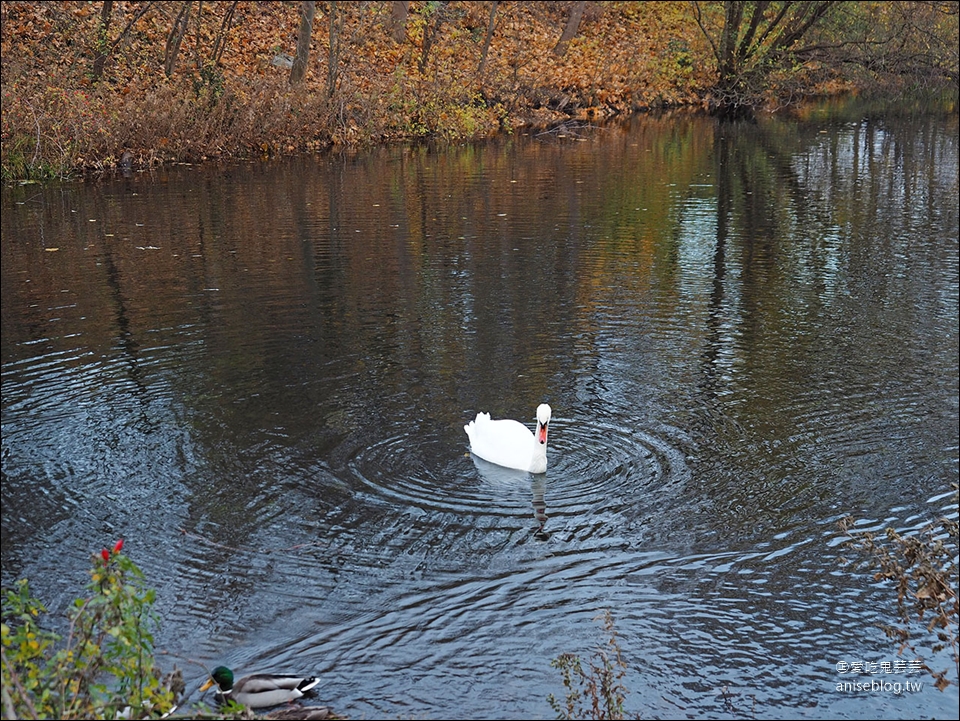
[1,1,957,180]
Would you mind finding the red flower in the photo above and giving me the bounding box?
[101,548,110,563]
[113,539,124,554]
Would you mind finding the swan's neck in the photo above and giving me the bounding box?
[529,439,547,474]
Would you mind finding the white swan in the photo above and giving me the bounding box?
[464,404,552,474]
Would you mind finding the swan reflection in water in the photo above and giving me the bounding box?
[470,455,550,540]
[531,475,549,540]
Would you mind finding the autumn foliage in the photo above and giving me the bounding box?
[0,1,955,179]
[0,1,693,177]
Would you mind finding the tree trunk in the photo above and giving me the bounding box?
[164,1,193,78]
[387,1,409,43]
[92,1,114,81]
[290,1,316,84]
[552,0,585,56]
[93,1,155,81]
[194,0,204,70]
[328,1,344,97]
[210,1,238,66]
[717,1,743,82]
[692,0,835,119]
[477,1,499,75]
[418,1,447,74]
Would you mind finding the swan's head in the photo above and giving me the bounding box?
[536,403,551,445]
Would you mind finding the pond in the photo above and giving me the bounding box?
[2,106,958,719]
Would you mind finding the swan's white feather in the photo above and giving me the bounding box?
[464,404,551,473]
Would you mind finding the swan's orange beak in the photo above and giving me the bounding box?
[538,422,548,444]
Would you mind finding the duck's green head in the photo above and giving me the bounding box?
[200,665,234,693]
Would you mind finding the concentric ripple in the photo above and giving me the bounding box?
[342,413,693,549]
[545,415,691,511]
[347,431,503,513]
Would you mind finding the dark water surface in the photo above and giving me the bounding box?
[2,108,958,719]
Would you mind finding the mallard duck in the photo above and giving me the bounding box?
[199,665,320,709]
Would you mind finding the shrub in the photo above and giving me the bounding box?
[548,609,631,720]
[839,490,960,692]
[1,540,180,719]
